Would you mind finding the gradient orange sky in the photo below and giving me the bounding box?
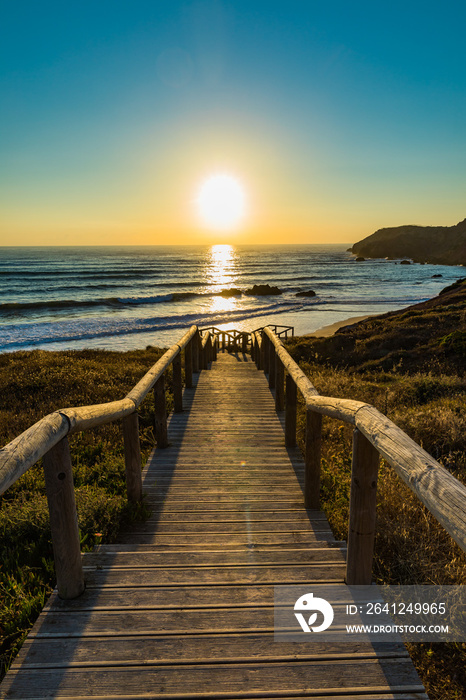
[1,1,465,246]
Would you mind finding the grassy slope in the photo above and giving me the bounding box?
[286,279,466,699]
[289,277,466,374]
[0,347,166,679]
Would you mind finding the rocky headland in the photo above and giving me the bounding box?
[351,218,466,266]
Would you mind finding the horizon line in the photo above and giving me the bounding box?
[0,242,354,249]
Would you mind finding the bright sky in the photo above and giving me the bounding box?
[1,1,465,246]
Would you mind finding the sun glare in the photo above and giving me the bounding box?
[196,174,246,230]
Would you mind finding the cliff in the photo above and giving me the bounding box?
[351,218,466,266]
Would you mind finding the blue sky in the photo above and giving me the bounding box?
[1,0,465,245]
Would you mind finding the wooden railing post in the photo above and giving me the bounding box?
[346,428,380,585]
[184,339,193,388]
[122,412,143,502]
[260,334,266,371]
[305,408,322,509]
[268,341,276,389]
[173,352,183,412]
[262,333,269,374]
[212,336,217,361]
[43,437,85,600]
[242,332,248,354]
[153,373,169,448]
[192,332,199,372]
[200,336,207,369]
[254,334,261,370]
[275,355,284,411]
[285,374,297,447]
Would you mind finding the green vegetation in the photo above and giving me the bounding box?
[0,347,167,680]
[286,280,466,699]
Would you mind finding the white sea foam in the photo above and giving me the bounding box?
[0,244,462,352]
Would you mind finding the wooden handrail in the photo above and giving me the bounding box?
[0,326,199,497]
[4,320,464,598]
[260,326,466,582]
[201,325,294,349]
[0,325,203,599]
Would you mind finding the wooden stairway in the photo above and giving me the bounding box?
[1,351,427,699]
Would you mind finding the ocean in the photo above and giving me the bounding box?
[0,245,463,353]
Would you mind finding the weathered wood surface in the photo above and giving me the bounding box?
[1,351,426,699]
[346,429,380,585]
[42,438,85,600]
[122,412,143,503]
[356,405,466,554]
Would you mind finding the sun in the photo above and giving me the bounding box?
[196,174,246,230]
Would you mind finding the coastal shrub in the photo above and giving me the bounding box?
[439,330,466,356]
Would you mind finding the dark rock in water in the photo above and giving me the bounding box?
[346,248,352,252]
[245,284,282,296]
[355,256,365,262]
[296,289,316,297]
[400,260,411,265]
[432,274,443,278]
[219,288,243,297]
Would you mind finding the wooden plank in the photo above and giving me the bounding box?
[123,520,330,533]
[144,502,311,511]
[0,659,425,698]
[14,633,409,669]
[30,605,365,637]
[94,539,345,551]
[81,548,346,568]
[140,511,325,524]
[116,531,338,546]
[82,564,345,586]
[41,584,343,612]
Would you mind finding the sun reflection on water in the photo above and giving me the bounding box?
[207,244,237,287]
[204,244,241,319]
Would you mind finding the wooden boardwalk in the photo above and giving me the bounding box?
[2,351,427,699]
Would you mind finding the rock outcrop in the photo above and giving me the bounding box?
[244,284,282,296]
[219,288,243,297]
[351,218,466,266]
[295,290,316,297]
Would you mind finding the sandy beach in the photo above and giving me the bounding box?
[306,315,373,337]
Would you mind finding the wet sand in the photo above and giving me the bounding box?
[306,315,373,337]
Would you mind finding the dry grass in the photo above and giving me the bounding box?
[292,358,466,699]
[0,346,166,680]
